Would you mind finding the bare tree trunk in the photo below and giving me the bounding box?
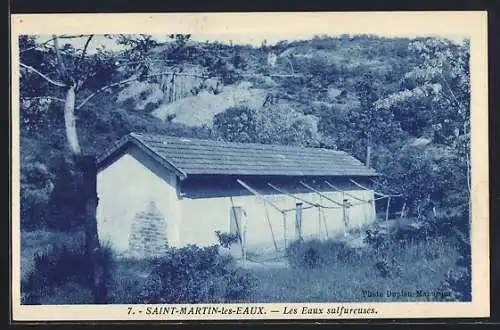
[52,34,105,303]
[78,155,107,303]
[65,83,106,303]
[64,85,81,155]
[385,196,391,223]
[295,203,303,241]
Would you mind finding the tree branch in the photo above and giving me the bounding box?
[20,38,55,54]
[76,35,94,89]
[19,62,67,88]
[438,71,467,114]
[80,35,94,65]
[75,71,209,110]
[115,59,177,66]
[20,35,89,53]
[75,69,306,111]
[52,35,69,82]
[22,96,66,103]
[58,34,88,39]
[239,73,305,78]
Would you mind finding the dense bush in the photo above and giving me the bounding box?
[364,222,440,252]
[215,230,240,248]
[22,243,115,304]
[439,267,471,301]
[365,206,469,251]
[438,227,471,301]
[213,106,257,143]
[20,161,54,231]
[286,239,357,269]
[141,245,255,303]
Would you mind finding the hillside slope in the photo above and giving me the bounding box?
[151,82,267,127]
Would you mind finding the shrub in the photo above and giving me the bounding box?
[20,161,54,231]
[213,106,257,143]
[364,221,438,252]
[22,242,115,304]
[108,257,157,304]
[215,230,240,248]
[142,245,255,303]
[439,267,471,301]
[363,229,386,250]
[374,257,402,278]
[438,228,471,301]
[364,230,403,278]
[364,228,431,278]
[286,239,356,269]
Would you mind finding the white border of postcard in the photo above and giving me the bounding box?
[10,11,489,320]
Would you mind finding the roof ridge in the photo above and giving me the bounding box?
[130,132,347,154]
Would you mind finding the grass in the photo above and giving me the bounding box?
[108,256,155,304]
[20,230,461,304]
[243,237,459,302]
[20,229,85,281]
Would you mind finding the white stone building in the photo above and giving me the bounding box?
[96,133,378,257]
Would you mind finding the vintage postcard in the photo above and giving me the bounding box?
[10,11,489,321]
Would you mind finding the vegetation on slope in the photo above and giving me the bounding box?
[18,33,472,303]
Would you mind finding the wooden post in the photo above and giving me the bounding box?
[295,203,303,241]
[385,196,391,223]
[263,201,279,252]
[400,201,407,219]
[229,197,246,260]
[322,207,329,239]
[345,199,350,229]
[282,212,287,249]
[360,190,367,224]
[317,205,322,239]
[237,179,279,252]
[371,197,377,221]
[172,74,176,102]
[342,197,348,236]
[317,195,322,239]
[366,145,372,167]
[241,212,247,262]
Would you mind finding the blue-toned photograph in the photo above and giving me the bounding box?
[18,33,471,305]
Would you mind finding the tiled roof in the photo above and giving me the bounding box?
[97,132,378,178]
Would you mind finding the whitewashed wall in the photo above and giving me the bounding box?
[96,146,181,254]
[179,188,375,251]
[97,146,376,255]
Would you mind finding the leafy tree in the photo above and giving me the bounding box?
[255,104,321,147]
[213,104,321,147]
[19,34,200,303]
[375,38,471,222]
[213,106,257,143]
[348,71,404,166]
[19,35,121,303]
[19,35,473,301]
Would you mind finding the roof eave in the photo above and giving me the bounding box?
[178,171,380,177]
[97,133,188,180]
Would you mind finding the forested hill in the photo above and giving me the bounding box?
[19,34,470,230]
